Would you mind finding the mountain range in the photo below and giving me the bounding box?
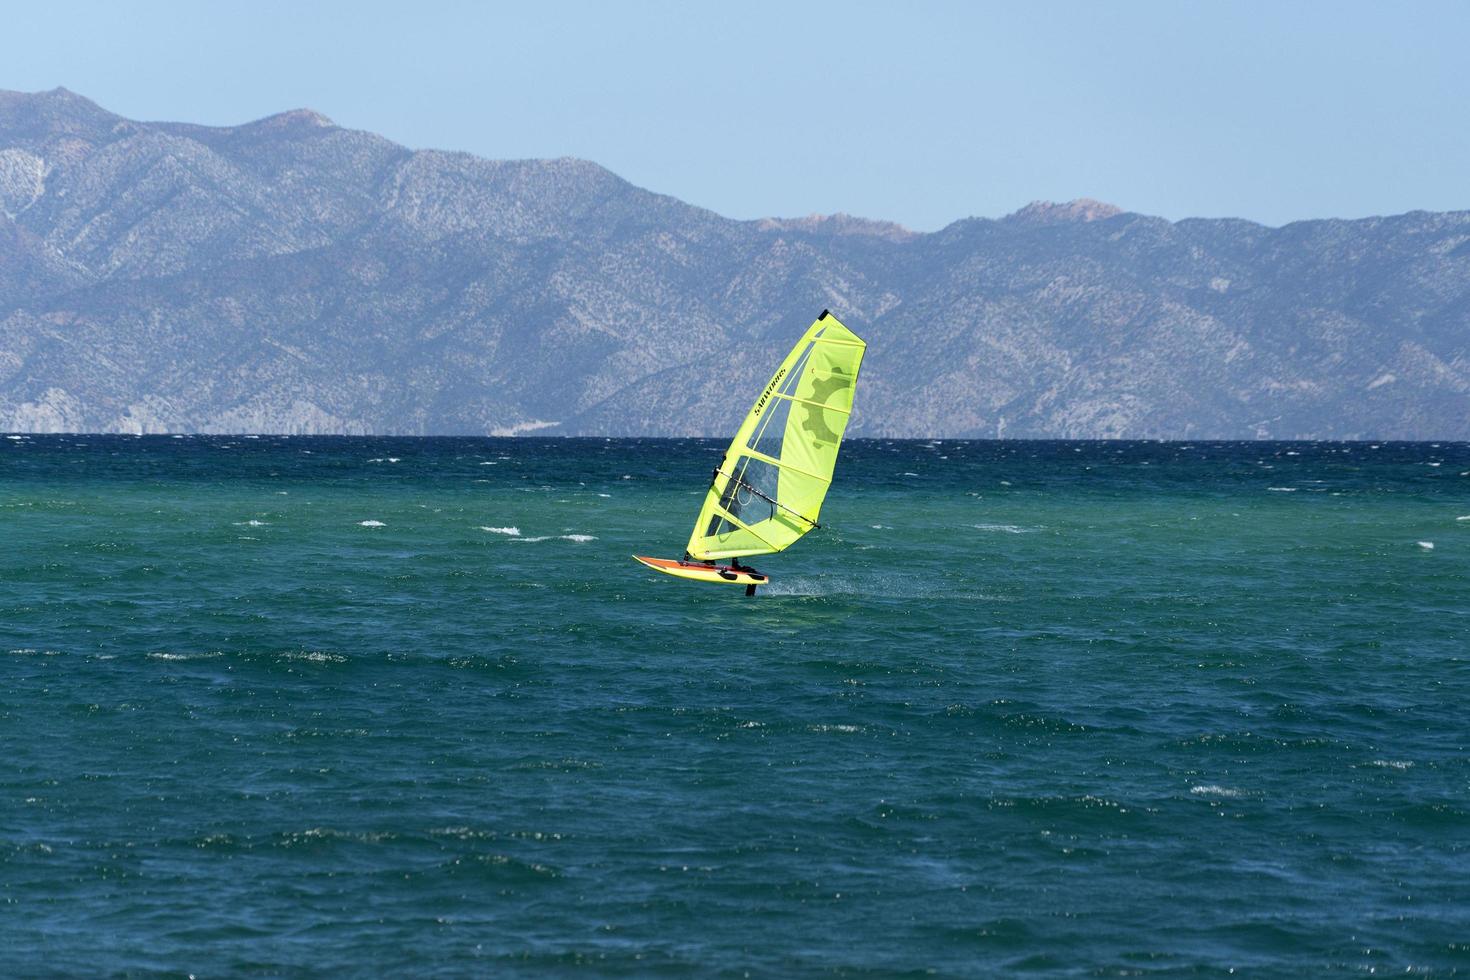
[2,87,1467,438]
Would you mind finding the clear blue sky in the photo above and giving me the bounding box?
[7,1,1468,230]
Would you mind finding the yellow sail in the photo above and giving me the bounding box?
[685,311,866,561]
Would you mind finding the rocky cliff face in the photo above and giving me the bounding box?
[2,88,1466,438]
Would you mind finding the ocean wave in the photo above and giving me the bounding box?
[972,523,1043,533]
[358,520,386,527]
[276,827,400,848]
[280,651,347,663]
[478,526,520,536]
[1190,785,1243,797]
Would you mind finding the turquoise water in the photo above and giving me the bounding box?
[2,436,1467,976]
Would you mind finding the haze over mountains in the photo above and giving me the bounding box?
[1,88,1467,438]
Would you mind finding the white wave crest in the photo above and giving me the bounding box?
[1190,784,1243,797]
[478,526,520,536]
[358,520,386,527]
[282,651,347,663]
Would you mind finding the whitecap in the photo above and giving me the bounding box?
[561,534,596,543]
[1370,759,1414,770]
[972,523,1041,534]
[1267,487,1298,492]
[809,723,863,733]
[358,520,386,527]
[513,536,555,543]
[1417,541,1434,550]
[597,493,611,498]
[282,651,347,663]
[1190,785,1242,797]
[478,526,520,536]
[232,520,270,527]
[1456,516,1469,522]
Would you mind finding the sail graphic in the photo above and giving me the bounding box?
[685,311,866,561]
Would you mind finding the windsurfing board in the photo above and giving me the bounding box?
[633,555,768,587]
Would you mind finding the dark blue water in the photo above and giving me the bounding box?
[2,436,1467,975]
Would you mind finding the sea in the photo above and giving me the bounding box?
[2,435,1467,977]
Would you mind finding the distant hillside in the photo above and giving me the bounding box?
[2,88,1467,438]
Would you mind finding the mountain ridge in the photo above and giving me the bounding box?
[1,88,1467,438]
